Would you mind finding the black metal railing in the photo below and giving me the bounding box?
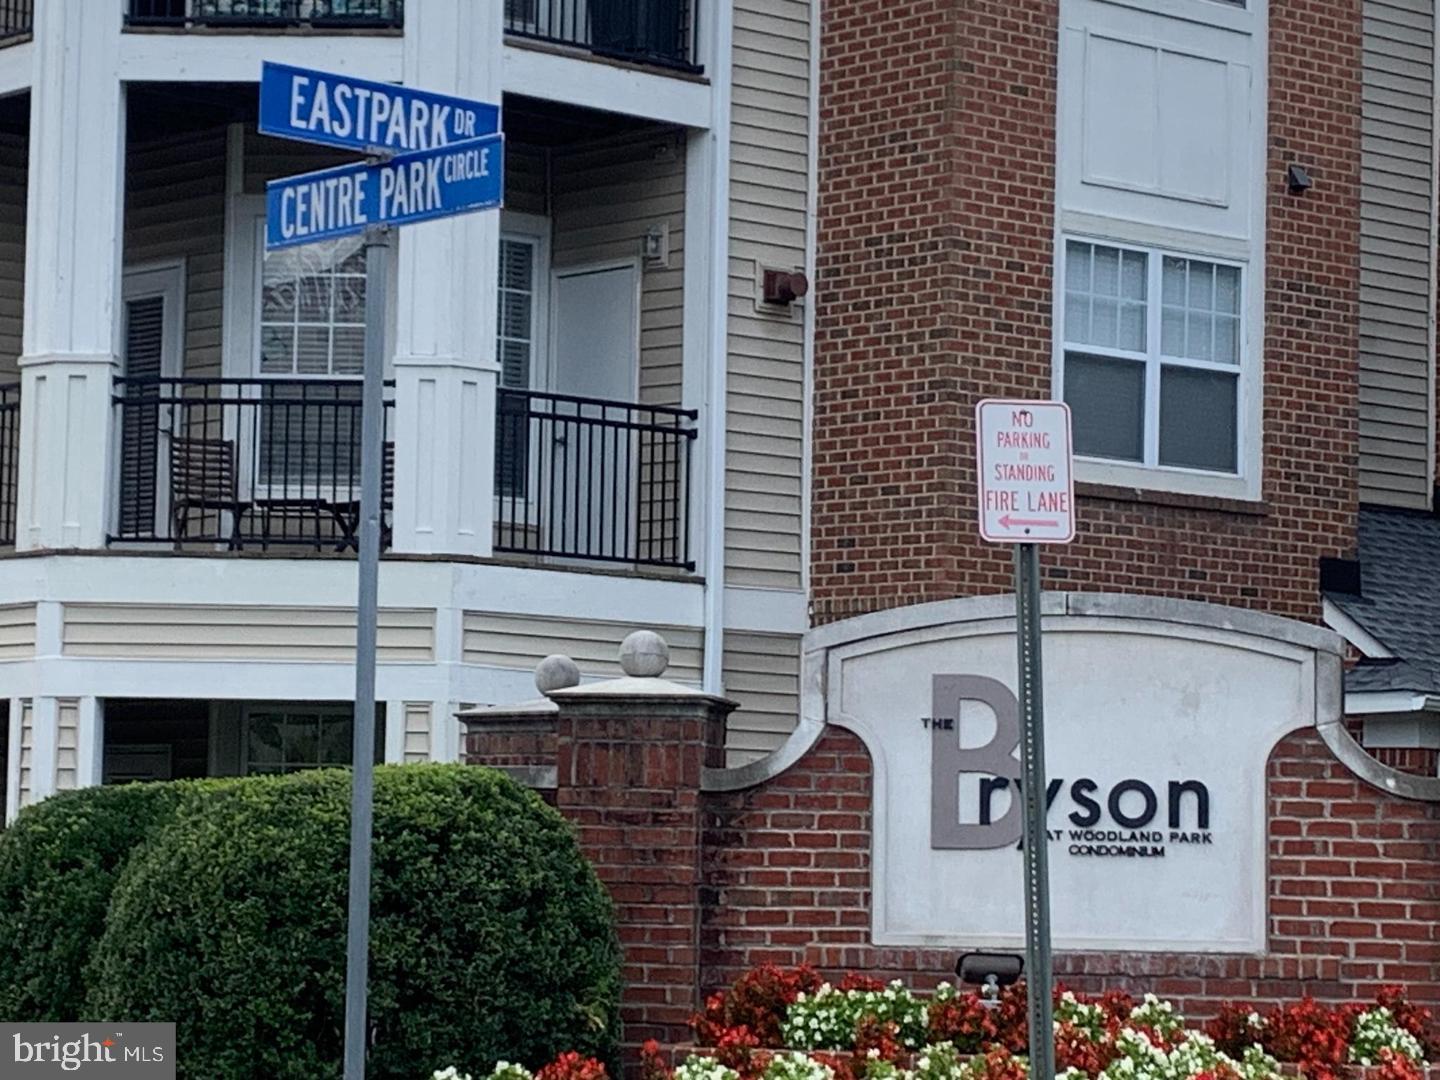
[111,377,395,552]
[126,0,403,30]
[504,0,698,72]
[0,383,19,547]
[495,388,697,570]
[0,0,32,42]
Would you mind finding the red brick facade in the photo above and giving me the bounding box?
[701,728,1440,1012]
[467,710,1440,1062]
[812,0,1361,626]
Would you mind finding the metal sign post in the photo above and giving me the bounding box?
[1014,540,1053,1080]
[258,62,504,1080]
[974,398,1076,1080]
[342,225,392,1080]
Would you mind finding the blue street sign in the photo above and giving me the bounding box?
[259,61,500,156]
[265,134,505,249]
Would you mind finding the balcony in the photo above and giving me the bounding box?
[110,377,395,552]
[106,378,697,570]
[495,389,698,571]
[504,0,699,73]
[0,0,31,43]
[125,0,403,30]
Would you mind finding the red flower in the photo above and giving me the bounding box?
[1263,998,1354,1080]
[965,1047,1031,1080]
[1204,1003,1267,1059]
[1377,986,1436,1057]
[839,973,887,994]
[536,1052,609,1080]
[1375,1047,1424,1080]
[853,1017,906,1068]
[640,1041,672,1080]
[691,965,823,1050]
[1054,1018,1119,1078]
[928,992,999,1055]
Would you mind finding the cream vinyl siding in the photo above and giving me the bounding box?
[552,133,687,406]
[61,605,434,662]
[243,129,353,195]
[54,699,79,792]
[727,0,810,588]
[722,631,800,766]
[0,604,35,661]
[0,131,24,380]
[462,612,703,683]
[507,144,549,217]
[1359,0,1436,507]
[126,125,228,377]
[403,701,432,764]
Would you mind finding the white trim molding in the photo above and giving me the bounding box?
[1322,597,1394,660]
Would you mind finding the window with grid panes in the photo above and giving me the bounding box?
[257,236,367,488]
[243,707,355,775]
[1060,239,1242,474]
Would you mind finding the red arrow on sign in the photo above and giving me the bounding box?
[999,514,1059,529]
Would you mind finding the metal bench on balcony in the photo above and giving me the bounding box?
[126,0,403,30]
[494,387,698,571]
[112,376,395,553]
[504,0,700,73]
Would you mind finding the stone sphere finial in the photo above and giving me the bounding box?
[535,654,582,694]
[619,630,669,678]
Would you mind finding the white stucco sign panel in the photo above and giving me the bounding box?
[805,595,1343,953]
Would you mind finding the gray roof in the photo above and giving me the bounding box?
[1330,508,1440,697]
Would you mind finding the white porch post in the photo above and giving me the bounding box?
[16,3,126,551]
[391,0,504,556]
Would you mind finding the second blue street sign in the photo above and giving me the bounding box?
[266,133,504,249]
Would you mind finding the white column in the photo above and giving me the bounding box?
[75,696,104,789]
[391,0,504,556]
[25,696,57,805]
[16,3,126,551]
[383,699,405,763]
[5,697,19,823]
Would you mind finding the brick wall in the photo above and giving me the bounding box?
[812,0,1361,626]
[700,728,1440,1013]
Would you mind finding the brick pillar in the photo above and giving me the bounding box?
[548,632,735,1055]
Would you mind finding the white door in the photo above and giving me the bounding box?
[549,262,640,560]
[117,265,185,540]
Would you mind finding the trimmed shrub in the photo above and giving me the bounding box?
[0,779,222,1021]
[86,764,621,1080]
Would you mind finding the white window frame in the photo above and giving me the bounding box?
[1055,0,1267,501]
[1059,223,1261,506]
[495,214,552,521]
[499,212,552,394]
[1055,234,1254,495]
[1091,0,1256,33]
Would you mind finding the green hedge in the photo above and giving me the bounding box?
[86,765,621,1080]
[0,780,221,1021]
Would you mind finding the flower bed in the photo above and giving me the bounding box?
[430,968,1437,1080]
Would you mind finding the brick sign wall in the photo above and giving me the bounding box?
[702,728,1440,1010]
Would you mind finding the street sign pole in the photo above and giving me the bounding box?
[343,223,392,1080]
[1014,540,1054,1080]
[974,398,1074,1078]
[258,63,504,1079]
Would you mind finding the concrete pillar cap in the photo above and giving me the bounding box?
[620,630,670,678]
